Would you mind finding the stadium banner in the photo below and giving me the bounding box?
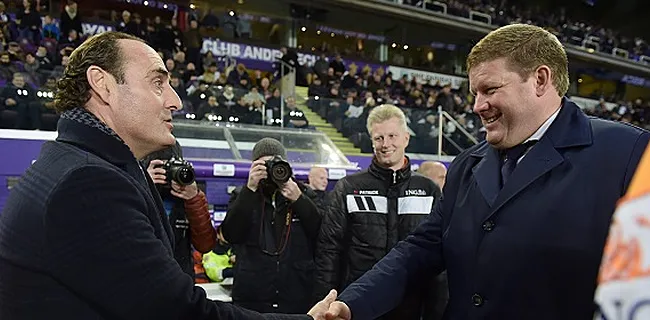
[201,38,385,73]
[82,23,115,36]
[594,145,650,319]
[386,65,467,89]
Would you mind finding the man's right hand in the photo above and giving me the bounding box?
[146,159,167,185]
[6,98,16,106]
[325,301,352,320]
[246,159,268,192]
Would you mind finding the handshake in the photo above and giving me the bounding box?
[306,290,351,320]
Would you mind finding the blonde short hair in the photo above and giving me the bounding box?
[467,23,569,97]
[366,104,408,135]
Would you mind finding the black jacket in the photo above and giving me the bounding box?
[0,110,310,320]
[221,181,321,314]
[314,157,441,319]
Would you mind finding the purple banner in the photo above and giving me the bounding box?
[201,38,386,73]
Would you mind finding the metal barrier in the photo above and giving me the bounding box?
[613,48,629,59]
[436,106,479,155]
[587,35,601,43]
[277,59,296,128]
[469,10,491,25]
[641,55,650,65]
[582,39,600,52]
[422,0,447,14]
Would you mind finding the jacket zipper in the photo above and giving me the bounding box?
[393,171,397,184]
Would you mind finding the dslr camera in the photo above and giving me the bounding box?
[265,155,292,185]
[159,157,196,186]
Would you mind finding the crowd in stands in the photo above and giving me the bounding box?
[401,0,650,62]
[0,0,648,156]
[0,0,303,131]
[306,58,481,155]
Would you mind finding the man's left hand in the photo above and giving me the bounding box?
[280,179,302,202]
[170,181,199,200]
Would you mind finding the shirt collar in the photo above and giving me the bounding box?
[526,106,561,143]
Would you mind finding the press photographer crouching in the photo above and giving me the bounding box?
[220,138,322,314]
[142,142,217,278]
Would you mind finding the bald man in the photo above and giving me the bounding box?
[418,161,448,189]
[306,167,329,209]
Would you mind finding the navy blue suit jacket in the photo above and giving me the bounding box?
[337,100,650,320]
[0,116,310,320]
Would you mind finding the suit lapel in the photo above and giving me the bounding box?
[471,145,502,207]
[473,98,593,222]
[489,138,564,216]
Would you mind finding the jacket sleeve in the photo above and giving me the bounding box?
[184,190,217,253]
[292,185,322,246]
[44,165,311,320]
[337,192,446,320]
[221,185,261,244]
[313,179,348,302]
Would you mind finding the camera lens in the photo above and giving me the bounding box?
[271,162,291,183]
[175,167,195,185]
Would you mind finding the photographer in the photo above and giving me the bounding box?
[220,138,321,314]
[142,141,216,278]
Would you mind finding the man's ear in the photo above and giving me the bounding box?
[534,65,552,97]
[86,65,113,105]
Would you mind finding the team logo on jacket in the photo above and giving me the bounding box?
[356,190,380,195]
[405,189,427,196]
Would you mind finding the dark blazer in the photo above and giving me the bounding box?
[336,99,650,320]
[0,115,310,320]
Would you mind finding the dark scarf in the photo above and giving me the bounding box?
[60,107,124,143]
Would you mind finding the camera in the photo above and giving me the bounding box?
[160,157,195,186]
[265,155,292,185]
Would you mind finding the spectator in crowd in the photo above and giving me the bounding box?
[184,19,203,66]
[60,0,82,37]
[0,51,18,80]
[329,54,345,77]
[27,76,57,130]
[35,45,53,70]
[0,2,9,36]
[228,63,251,90]
[305,166,329,209]
[1,72,34,129]
[313,53,329,79]
[197,95,227,121]
[283,96,309,129]
[59,29,82,49]
[16,0,41,44]
[41,14,60,41]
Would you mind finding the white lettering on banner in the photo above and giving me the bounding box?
[202,38,319,67]
[387,66,467,90]
[82,23,114,36]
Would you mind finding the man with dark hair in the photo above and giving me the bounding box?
[0,31,334,319]
[221,137,322,314]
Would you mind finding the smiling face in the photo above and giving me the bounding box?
[371,117,409,170]
[106,40,181,158]
[470,58,542,149]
